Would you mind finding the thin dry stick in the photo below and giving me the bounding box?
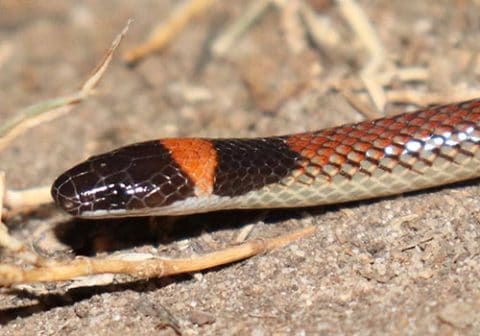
[3,186,51,209]
[337,0,386,113]
[386,89,480,106]
[338,88,379,120]
[211,0,273,56]
[124,0,215,64]
[314,67,429,98]
[0,41,13,70]
[386,67,429,83]
[279,0,306,54]
[0,226,316,286]
[0,20,131,154]
[0,172,23,252]
[299,2,340,49]
[321,66,427,90]
[0,172,40,264]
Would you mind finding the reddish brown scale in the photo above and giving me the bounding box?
[409,117,426,127]
[340,137,358,146]
[433,125,454,136]
[359,134,377,143]
[411,128,430,138]
[372,138,391,148]
[369,126,387,136]
[376,118,394,127]
[392,135,409,144]
[347,151,365,163]
[336,144,352,155]
[315,148,335,166]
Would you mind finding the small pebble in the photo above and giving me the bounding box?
[189,310,215,326]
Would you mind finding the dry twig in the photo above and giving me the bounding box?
[0,226,316,286]
[299,2,340,49]
[0,172,40,264]
[385,89,480,106]
[212,0,273,56]
[0,41,13,70]
[337,0,386,113]
[124,0,215,64]
[0,21,131,154]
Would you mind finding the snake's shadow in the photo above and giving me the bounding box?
[53,208,309,256]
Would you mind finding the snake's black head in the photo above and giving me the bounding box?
[51,151,138,218]
[51,141,195,218]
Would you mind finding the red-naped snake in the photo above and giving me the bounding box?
[52,98,480,218]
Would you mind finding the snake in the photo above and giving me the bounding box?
[51,98,480,218]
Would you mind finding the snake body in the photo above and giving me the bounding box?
[52,99,480,218]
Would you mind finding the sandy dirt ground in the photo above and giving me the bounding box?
[1,1,480,335]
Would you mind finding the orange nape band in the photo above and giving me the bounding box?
[160,138,217,195]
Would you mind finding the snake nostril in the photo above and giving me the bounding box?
[51,174,82,215]
[58,197,77,212]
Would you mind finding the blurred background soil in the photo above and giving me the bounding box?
[1,1,480,335]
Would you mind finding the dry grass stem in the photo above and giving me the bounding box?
[281,1,307,54]
[123,0,215,64]
[0,173,41,264]
[386,90,480,106]
[300,2,340,48]
[0,20,131,153]
[211,0,273,56]
[337,0,386,111]
[4,186,51,209]
[339,88,381,120]
[0,226,316,286]
[231,223,256,244]
[0,41,13,70]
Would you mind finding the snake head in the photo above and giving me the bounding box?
[51,141,195,218]
[51,151,137,217]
